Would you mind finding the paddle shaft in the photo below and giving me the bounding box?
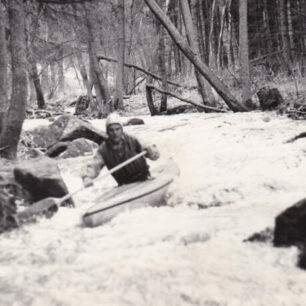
[58,151,147,205]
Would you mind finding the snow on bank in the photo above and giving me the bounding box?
[1,111,306,306]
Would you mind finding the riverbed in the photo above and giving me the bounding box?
[2,111,306,306]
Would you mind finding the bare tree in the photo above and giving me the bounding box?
[0,2,8,133]
[84,0,111,117]
[0,0,28,159]
[180,0,209,106]
[113,0,125,110]
[239,0,251,103]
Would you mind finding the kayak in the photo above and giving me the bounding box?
[83,159,179,227]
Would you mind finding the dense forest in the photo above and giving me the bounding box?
[1,0,306,159]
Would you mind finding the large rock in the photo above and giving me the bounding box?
[74,95,90,115]
[47,138,98,159]
[0,190,18,232]
[273,198,306,247]
[0,158,33,206]
[257,87,284,111]
[14,157,72,203]
[27,115,107,149]
[125,118,145,126]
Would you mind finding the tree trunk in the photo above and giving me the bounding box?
[180,0,208,106]
[193,0,207,63]
[144,0,248,112]
[208,0,217,68]
[0,0,28,159]
[113,0,125,110]
[145,84,159,116]
[216,2,227,69]
[239,0,251,103]
[71,5,95,112]
[27,5,46,109]
[84,1,111,117]
[263,0,272,54]
[31,62,45,109]
[74,52,95,111]
[158,0,168,113]
[279,0,292,73]
[0,2,8,133]
[58,50,65,94]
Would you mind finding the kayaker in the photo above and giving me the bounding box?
[82,113,160,186]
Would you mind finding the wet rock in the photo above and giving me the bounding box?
[244,227,274,243]
[125,118,145,126]
[14,157,72,203]
[0,190,18,232]
[257,87,284,111]
[46,142,68,158]
[74,95,90,115]
[0,159,33,206]
[27,115,107,149]
[53,138,98,159]
[273,198,306,247]
[298,244,306,270]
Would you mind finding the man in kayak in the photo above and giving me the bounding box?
[82,113,160,186]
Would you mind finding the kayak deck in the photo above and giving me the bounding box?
[83,159,179,227]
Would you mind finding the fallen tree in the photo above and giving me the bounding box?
[144,0,249,112]
[146,84,225,113]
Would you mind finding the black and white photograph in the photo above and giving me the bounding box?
[1,0,306,305]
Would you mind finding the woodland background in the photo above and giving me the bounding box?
[1,0,306,159]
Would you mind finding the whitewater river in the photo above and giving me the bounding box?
[2,111,306,306]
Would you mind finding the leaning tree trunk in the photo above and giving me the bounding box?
[0,0,28,159]
[239,0,251,103]
[144,0,248,112]
[0,2,8,133]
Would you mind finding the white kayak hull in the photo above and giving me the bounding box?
[83,159,179,227]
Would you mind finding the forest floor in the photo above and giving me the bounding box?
[2,92,306,305]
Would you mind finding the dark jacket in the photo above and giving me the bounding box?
[99,134,149,185]
[83,133,159,186]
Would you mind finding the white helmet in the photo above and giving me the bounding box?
[105,113,123,130]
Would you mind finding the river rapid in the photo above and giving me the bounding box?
[2,111,306,306]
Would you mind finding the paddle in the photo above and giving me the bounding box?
[15,151,147,224]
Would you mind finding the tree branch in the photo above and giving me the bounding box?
[97,54,185,88]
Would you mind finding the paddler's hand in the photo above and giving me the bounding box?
[82,176,93,187]
[144,145,159,160]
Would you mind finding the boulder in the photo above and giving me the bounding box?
[125,118,145,126]
[74,95,90,115]
[273,198,306,247]
[28,115,107,149]
[298,244,306,270]
[0,190,18,232]
[0,158,33,206]
[47,138,98,159]
[257,87,284,111]
[14,157,72,204]
[244,227,274,243]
